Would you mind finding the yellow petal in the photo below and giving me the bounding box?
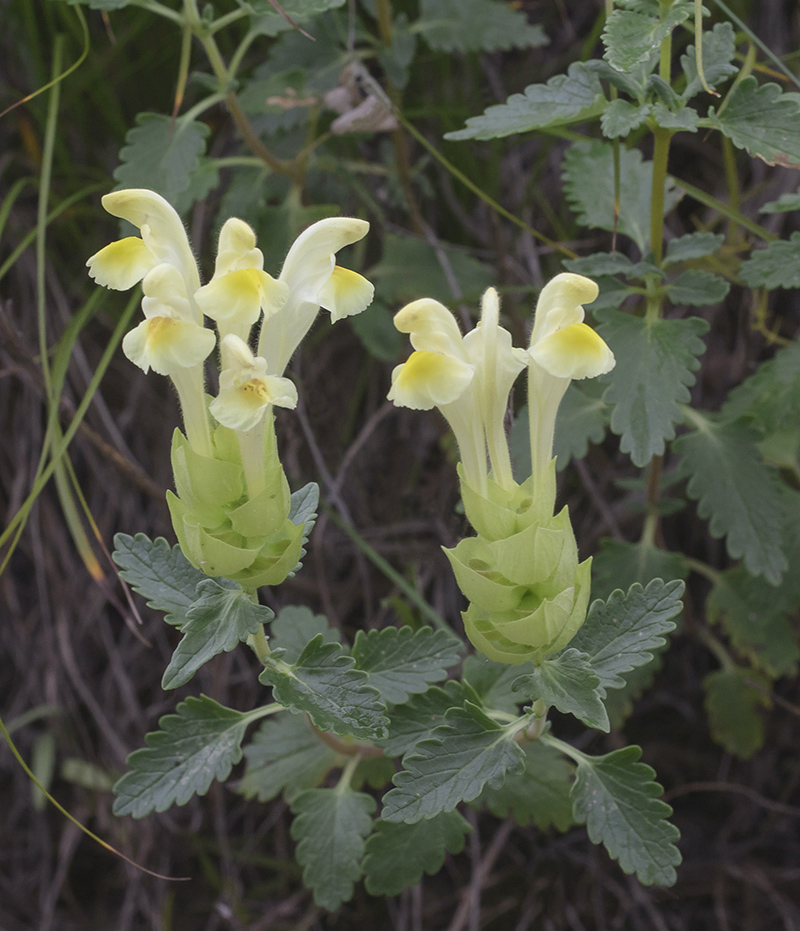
[388,350,474,410]
[214,218,264,277]
[86,237,155,290]
[529,322,615,379]
[530,273,598,345]
[122,317,216,375]
[279,217,370,301]
[210,375,298,431]
[196,268,288,326]
[393,298,466,358]
[317,266,375,321]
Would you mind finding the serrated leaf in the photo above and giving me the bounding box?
[240,712,338,802]
[568,579,684,695]
[705,77,800,168]
[722,341,800,437]
[563,140,682,252]
[604,648,665,729]
[601,100,652,138]
[512,650,609,731]
[602,3,692,74]
[666,269,730,306]
[162,580,274,689]
[599,312,708,467]
[707,569,800,678]
[703,668,768,759]
[352,626,462,704]
[445,62,606,141]
[739,232,800,289]
[369,233,493,304]
[382,702,525,822]
[259,636,387,739]
[664,231,725,265]
[569,743,681,885]
[113,696,253,817]
[290,787,376,911]
[288,481,319,576]
[112,533,206,628]
[267,605,340,664]
[477,741,575,831]
[245,0,347,35]
[590,538,687,603]
[114,113,209,211]
[651,103,699,132]
[564,252,637,278]
[759,189,800,214]
[674,415,787,583]
[462,654,523,715]
[363,811,471,896]
[377,680,473,758]
[681,22,738,100]
[418,0,546,53]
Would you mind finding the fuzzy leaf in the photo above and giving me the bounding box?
[705,77,800,168]
[651,103,699,132]
[598,312,708,467]
[760,190,800,214]
[290,788,376,911]
[363,811,471,896]
[267,605,340,664]
[563,140,682,252]
[674,415,787,583]
[681,22,738,100]
[162,581,274,689]
[569,743,681,885]
[288,481,319,576]
[113,696,253,817]
[114,113,209,212]
[739,233,800,290]
[462,655,522,715]
[418,0,546,53]
[722,341,800,436]
[381,702,525,822]
[377,681,474,758]
[601,100,652,138]
[602,3,692,74]
[259,636,388,740]
[590,538,687,603]
[664,231,725,265]
[445,62,606,141]
[512,650,609,731]
[112,533,206,628]
[703,668,768,759]
[666,270,730,306]
[239,712,338,802]
[245,0,347,35]
[352,626,462,704]
[477,741,575,831]
[568,579,684,695]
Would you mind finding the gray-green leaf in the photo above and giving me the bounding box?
[664,232,725,265]
[703,668,768,759]
[739,232,800,289]
[666,269,730,306]
[418,0,547,53]
[681,22,738,100]
[512,650,609,731]
[602,3,692,74]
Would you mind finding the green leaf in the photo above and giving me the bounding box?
[563,252,636,278]
[267,605,340,664]
[598,312,708,467]
[352,626,462,704]
[162,581,274,689]
[114,113,209,212]
[739,232,800,289]
[259,636,388,740]
[705,77,800,169]
[590,538,687,603]
[349,299,405,361]
[666,269,730,306]
[651,103,699,132]
[602,2,692,74]
[512,650,609,731]
[674,415,787,583]
[382,702,525,822]
[112,533,206,628]
[603,648,665,729]
[568,579,684,695]
[363,811,471,896]
[759,189,800,214]
[54,0,131,8]
[418,0,547,53]
[245,0,347,35]
[703,668,768,759]
[369,233,493,304]
[462,654,522,715]
[707,568,800,678]
[568,743,681,885]
[722,341,800,436]
[562,140,682,252]
[555,381,611,468]
[113,696,253,817]
[377,681,473,757]
[681,22,738,100]
[240,712,338,802]
[601,100,652,138]
[477,741,575,831]
[444,62,606,141]
[290,787,376,911]
[664,231,725,265]
[288,481,319,576]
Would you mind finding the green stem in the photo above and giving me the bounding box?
[250,625,271,663]
[671,175,778,242]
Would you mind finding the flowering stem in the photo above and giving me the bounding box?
[237,416,269,499]
[170,367,212,457]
